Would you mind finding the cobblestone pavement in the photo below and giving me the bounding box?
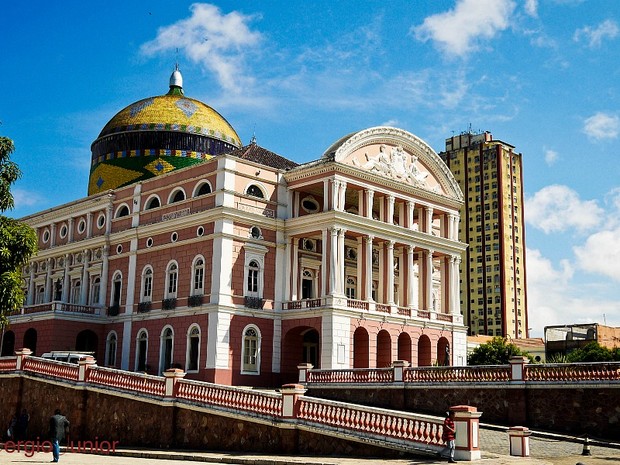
[1,427,619,465]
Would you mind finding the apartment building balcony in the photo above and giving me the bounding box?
[13,301,102,316]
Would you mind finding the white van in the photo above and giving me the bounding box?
[41,351,95,364]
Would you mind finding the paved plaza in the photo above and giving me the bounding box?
[1,426,619,465]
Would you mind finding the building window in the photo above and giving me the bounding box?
[301,269,315,299]
[111,272,122,307]
[115,204,130,218]
[90,277,100,305]
[192,257,205,295]
[71,280,81,304]
[241,325,260,374]
[186,325,200,372]
[169,189,186,204]
[106,332,117,367]
[141,267,153,302]
[165,262,178,298]
[159,327,174,374]
[145,196,161,210]
[345,276,356,299]
[136,330,148,372]
[246,184,264,198]
[194,181,212,197]
[247,260,259,295]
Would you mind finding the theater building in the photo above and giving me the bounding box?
[1,69,468,386]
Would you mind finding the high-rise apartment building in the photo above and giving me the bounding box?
[439,132,528,338]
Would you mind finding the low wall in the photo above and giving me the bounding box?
[0,375,406,458]
[307,383,620,440]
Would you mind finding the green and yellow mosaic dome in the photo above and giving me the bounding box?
[88,67,242,195]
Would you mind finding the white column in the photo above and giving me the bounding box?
[285,238,292,301]
[332,180,340,212]
[451,256,461,315]
[80,249,89,305]
[45,259,52,302]
[292,238,299,300]
[293,191,300,218]
[287,191,294,218]
[321,229,328,297]
[62,254,70,302]
[27,266,35,306]
[99,246,109,306]
[210,219,234,305]
[68,218,74,243]
[323,180,330,212]
[50,224,57,247]
[365,235,374,300]
[125,238,138,314]
[365,189,375,219]
[329,228,338,294]
[407,245,415,308]
[358,190,364,218]
[387,195,395,225]
[86,212,93,239]
[386,241,395,305]
[337,228,347,294]
[407,201,415,230]
[338,181,347,211]
[398,201,405,227]
[426,207,434,234]
[356,237,363,300]
[425,250,434,311]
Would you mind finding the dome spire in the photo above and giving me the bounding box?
[168,63,184,96]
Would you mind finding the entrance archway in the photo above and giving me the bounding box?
[437,337,450,366]
[376,330,392,368]
[418,334,432,366]
[353,327,369,368]
[23,328,37,355]
[1,330,15,356]
[397,332,412,364]
[76,329,98,357]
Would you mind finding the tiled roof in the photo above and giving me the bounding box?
[228,142,299,170]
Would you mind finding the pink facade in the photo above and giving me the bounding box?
[2,81,468,387]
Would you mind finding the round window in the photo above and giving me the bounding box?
[59,224,68,239]
[146,237,153,248]
[197,226,205,237]
[42,230,50,243]
[97,214,106,229]
[77,219,86,234]
[171,232,178,243]
[116,244,123,254]
[301,196,320,213]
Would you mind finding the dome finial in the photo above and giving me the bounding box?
[168,63,184,96]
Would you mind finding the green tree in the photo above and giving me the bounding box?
[0,137,37,325]
[467,336,532,365]
[565,341,618,363]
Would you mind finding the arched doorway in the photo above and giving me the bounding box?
[397,332,412,364]
[376,330,392,368]
[23,328,37,355]
[353,327,369,368]
[281,326,320,383]
[76,330,98,357]
[437,337,450,366]
[418,334,432,366]
[159,327,174,374]
[1,330,15,356]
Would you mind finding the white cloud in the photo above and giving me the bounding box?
[574,19,619,48]
[140,3,262,94]
[544,148,558,166]
[574,228,620,281]
[526,248,620,336]
[525,185,603,234]
[412,0,516,58]
[583,112,620,141]
[524,0,538,17]
[12,188,44,209]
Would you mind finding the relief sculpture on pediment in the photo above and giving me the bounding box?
[352,144,429,187]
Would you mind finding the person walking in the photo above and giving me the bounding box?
[438,410,457,463]
[49,409,70,463]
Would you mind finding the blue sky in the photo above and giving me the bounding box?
[2,0,620,337]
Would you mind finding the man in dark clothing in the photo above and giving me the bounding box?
[49,409,69,462]
[438,410,457,463]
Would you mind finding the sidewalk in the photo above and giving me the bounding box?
[1,427,619,464]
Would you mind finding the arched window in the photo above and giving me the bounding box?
[247,260,259,296]
[90,277,100,305]
[169,189,186,204]
[106,332,117,367]
[159,327,174,374]
[136,329,148,372]
[165,262,178,298]
[301,269,314,299]
[145,196,161,210]
[186,325,200,372]
[194,182,211,197]
[111,272,122,307]
[192,257,204,295]
[246,184,264,199]
[36,286,45,305]
[141,267,153,302]
[115,204,130,218]
[241,325,260,374]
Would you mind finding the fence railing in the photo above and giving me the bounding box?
[0,350,482,460]
[299,358,620,386]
